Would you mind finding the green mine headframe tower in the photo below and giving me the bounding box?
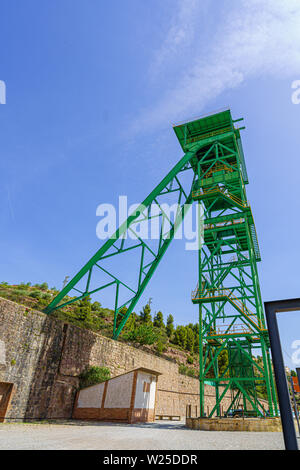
[45,109,278,418]
[174,110,278,417]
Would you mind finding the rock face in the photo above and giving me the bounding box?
[0,297,232,421]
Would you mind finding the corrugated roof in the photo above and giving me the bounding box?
[173,109,234,152]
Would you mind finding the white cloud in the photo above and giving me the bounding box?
[131,0,300,134]
[149,0,205,80]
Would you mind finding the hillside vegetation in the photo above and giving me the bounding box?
[0,281,203,377]
[0,281,272,400]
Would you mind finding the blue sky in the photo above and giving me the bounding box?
[0,0,300,369]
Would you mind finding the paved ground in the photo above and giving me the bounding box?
[0,420,287,450]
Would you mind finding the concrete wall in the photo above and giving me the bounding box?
[0,297,232,421]
[77,383,105,408]
[134,372,156,410]
[104,372,134,409]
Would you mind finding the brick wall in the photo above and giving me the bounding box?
[0,297,232,421]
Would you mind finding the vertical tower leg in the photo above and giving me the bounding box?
[183,109,279,418]
[198,201,205,417]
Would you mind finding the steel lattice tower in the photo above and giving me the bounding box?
[45,109,278,418]
[179,110,278,417]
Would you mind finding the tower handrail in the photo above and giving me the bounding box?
[191,286,263,330]
[209,324,254,336]
[192,186,248,208]
[204,217,245,230]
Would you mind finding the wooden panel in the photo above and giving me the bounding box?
[0,382,14,422]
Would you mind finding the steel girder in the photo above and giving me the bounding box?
[44,145,203,339]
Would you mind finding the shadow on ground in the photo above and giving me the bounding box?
[20,419,188,430]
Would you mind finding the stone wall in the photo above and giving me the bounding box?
[0,297,232,421]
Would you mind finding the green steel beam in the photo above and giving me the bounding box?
[44,144,203,338]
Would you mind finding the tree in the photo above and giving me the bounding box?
[74,295,92,323]
[153,327,168,355]
[91,301,102,311]
[186,327,195,353]
[193,324,199,354]
[194,333,199,355]
[115,306,128,329]
[166,314,174,338]
[139,303,152,323]
[91,301,104,318]
[123,310,137,333]
[40,282,48,291]
[153,311,164,328]
[218,348,229,376]
[174,325,187,349]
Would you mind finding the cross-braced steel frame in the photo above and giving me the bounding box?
[44,146,198,339]
[187,110,278,417]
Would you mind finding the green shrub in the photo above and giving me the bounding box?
[186,368,196,378]
[39,282,49,291]
[41,292,52,301]
[16,283,28,290]
[79,366,110,389]
[29,290,42,299]
[123,323,158,345]
[179,363,196,378]
[156,337,168,355]
[187,355,194,364]
[13,289,28,297]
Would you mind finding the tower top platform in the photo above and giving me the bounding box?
[173,108,243,153]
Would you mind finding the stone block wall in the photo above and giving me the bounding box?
[0,297,232,421]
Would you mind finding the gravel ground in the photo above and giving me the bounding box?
[0,420,287,450]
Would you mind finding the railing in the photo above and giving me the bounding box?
[204,218,245,230]
[208,324,254,336]
[185,126,232,145]
[202,163,238,180]
[192,187,247,208]
[191,287,263,330]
